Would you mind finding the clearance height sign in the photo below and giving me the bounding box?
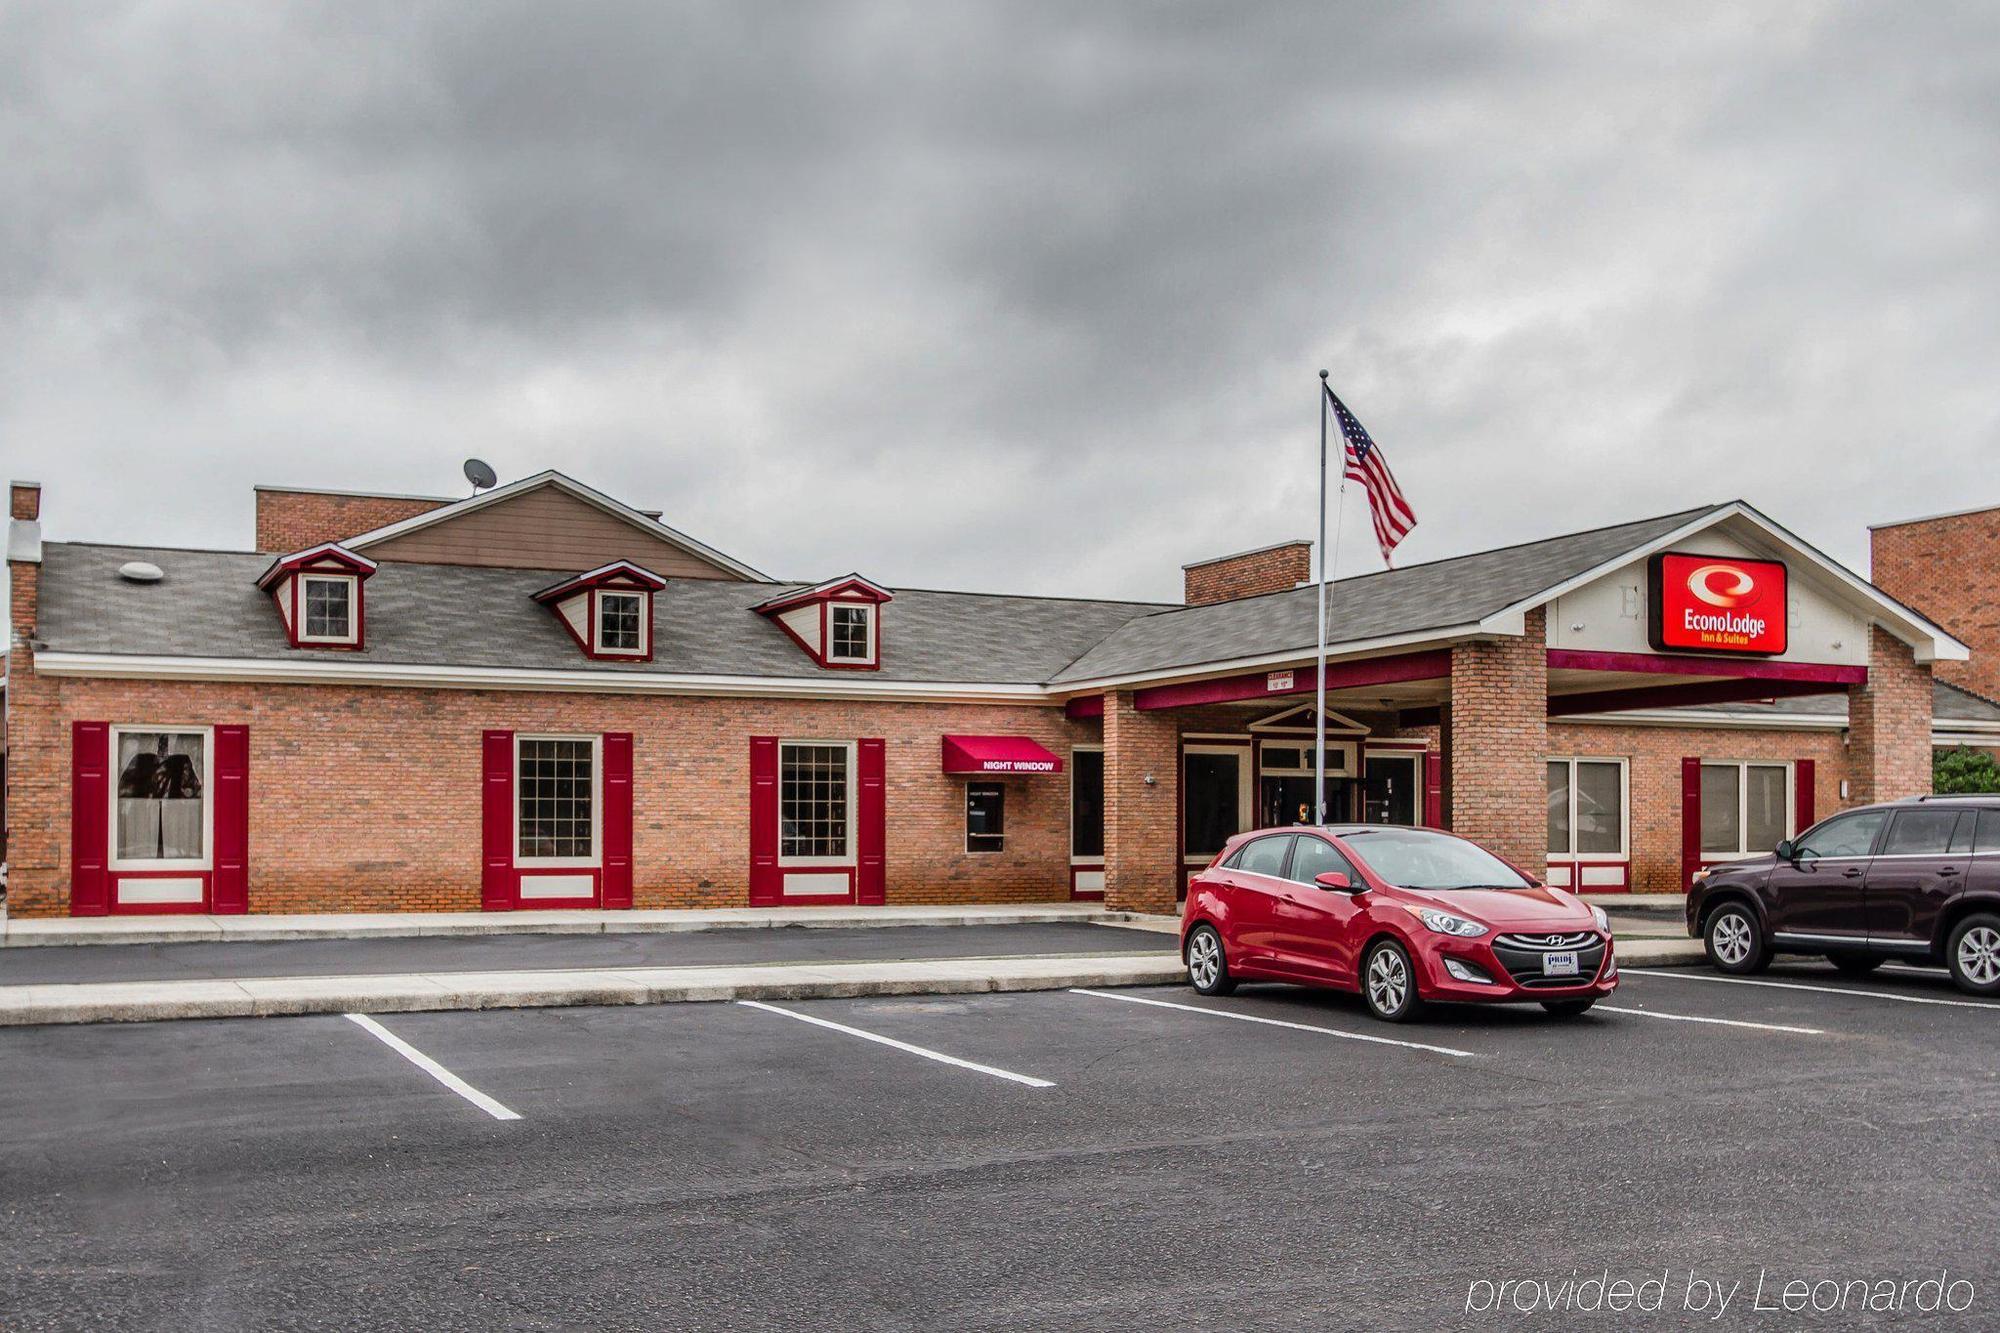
[1647,552,1789,655]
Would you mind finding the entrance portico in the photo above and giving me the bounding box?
[1067,502,1965,915]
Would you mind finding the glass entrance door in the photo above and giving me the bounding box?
[1260,775,1353,826]
[1362,751,1421,825]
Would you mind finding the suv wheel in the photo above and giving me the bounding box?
[1185,924,1236,996]
[1361,939,1428,1023]
[1947,914,2000,997]
[1827,952,1883,977]
[1704,903,1771,975]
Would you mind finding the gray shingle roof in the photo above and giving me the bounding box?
[1048,505,1723,683]
[35,544,1162,685]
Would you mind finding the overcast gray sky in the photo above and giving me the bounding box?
[5,1,1996,608]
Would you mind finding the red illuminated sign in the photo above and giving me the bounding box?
[1647,552,1788,655]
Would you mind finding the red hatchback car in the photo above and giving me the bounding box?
[1182,824,1618,1022]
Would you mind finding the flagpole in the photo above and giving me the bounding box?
[1315,370,1329,826]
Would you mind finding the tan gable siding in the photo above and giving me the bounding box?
[360,485,747,578]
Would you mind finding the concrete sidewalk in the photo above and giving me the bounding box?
[0,936,1704,1026]
[1,902,1155,949]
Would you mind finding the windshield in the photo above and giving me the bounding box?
[1341,828,1533,891]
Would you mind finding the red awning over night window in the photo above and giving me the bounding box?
[941,735,1064,776]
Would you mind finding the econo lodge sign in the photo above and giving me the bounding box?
[1647,552,1788,655]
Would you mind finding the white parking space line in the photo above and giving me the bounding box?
[1069,989,1479,1058]
[1627,969,2000,1010]
[1595,1004,1823,1035]
[736,1000,1055,1088]
[344,1013,523,1122]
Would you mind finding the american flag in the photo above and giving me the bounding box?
[1325,384,1416,565]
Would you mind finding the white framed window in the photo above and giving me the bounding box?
[827,603,875,664]
[594,590,647,655]
[779,740,856,865]
[1257,739,1356,779]
[1700,760,1793,859]
[298,574,357,644]
[515,734,601,867]
[109,726,214,871]
[966,782,1005,852]
[1547,757,1628,859]
[1183,742,1253,865]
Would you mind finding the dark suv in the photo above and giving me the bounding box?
[1687,795,2000,995]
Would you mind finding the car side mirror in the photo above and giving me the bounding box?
[1774,839,1796,862]
[1315,871,1357,893]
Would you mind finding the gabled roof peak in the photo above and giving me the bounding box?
[531,560,671,604]
[254,541,378,590]
[751,573,895,616]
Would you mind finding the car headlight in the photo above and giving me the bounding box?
[1415,908,1488,938]
[1589,904,1610,932]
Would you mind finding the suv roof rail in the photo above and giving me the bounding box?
[1913,792,2000,802]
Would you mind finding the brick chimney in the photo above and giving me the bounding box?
[10,479,40,521]
[1183,540,1313,606]
[1871,504,2000,702]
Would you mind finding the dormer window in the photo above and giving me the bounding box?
[828,603,874,663]
[752,574,894,671]
[256,543,377,651]
[300,574,357,644]
[596,590,646,654]
[532,561,668,663]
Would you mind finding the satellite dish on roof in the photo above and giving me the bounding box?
[464,458,498,493]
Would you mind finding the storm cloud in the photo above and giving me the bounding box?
[4,1,1996,602]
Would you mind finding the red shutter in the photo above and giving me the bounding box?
[602,732,634,909]
[857,738,886,906]
[482,730,516,911]
[749,736,780,906]
[70,721,111,917]
[1423,749,1444,828]
[212,725,250,914]
[1795,758,1815,833]
[1680,756,1703,892]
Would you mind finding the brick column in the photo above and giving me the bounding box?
[1447,609,1548,879]
[7,480,56,913]
[1848,626,1933,805]
[1102,690,1179,915]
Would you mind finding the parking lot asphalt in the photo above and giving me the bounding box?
[0,921,1169,986]
[3,961,1994,1331]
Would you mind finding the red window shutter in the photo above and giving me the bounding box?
[857,738,886,906]
[70,721,111,917]
[749,737,780,906]
[1795,759,1815,832]
[482,730,516,911]
[212,725,250,915]
[602,732,634,909]
[1423,749,1444,828]
[1680,756,1703,892]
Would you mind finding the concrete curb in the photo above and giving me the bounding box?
[0,904,1148,950]
[0,954,1190,1026]
[0,936,1708,1026]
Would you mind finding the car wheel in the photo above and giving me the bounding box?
[1947,914,2000,997]
[1540,998,1596,1018]
[1827,952,1883,977]
[1184,924,1235,996]
[1703,903,1770,975]
[1361,939,1427,1023]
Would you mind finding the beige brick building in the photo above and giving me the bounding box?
[3,471,1990,919]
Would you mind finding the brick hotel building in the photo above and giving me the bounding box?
[3,471,1997,919]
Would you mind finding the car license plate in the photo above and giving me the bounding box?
[1542,951,1579,978]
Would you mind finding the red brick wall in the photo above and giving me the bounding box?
[1849,625,1934,805]
[1102,689,1180,914]
[1448,610,1549,877]
[11,482,40,521]
[1870,508,1999,701]
[3,667,1103,917]
[255,490,450,553]
[1546,720,1848,894]
[1183,542,1311,606]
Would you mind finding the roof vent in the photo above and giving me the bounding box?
[118,560,164,584]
